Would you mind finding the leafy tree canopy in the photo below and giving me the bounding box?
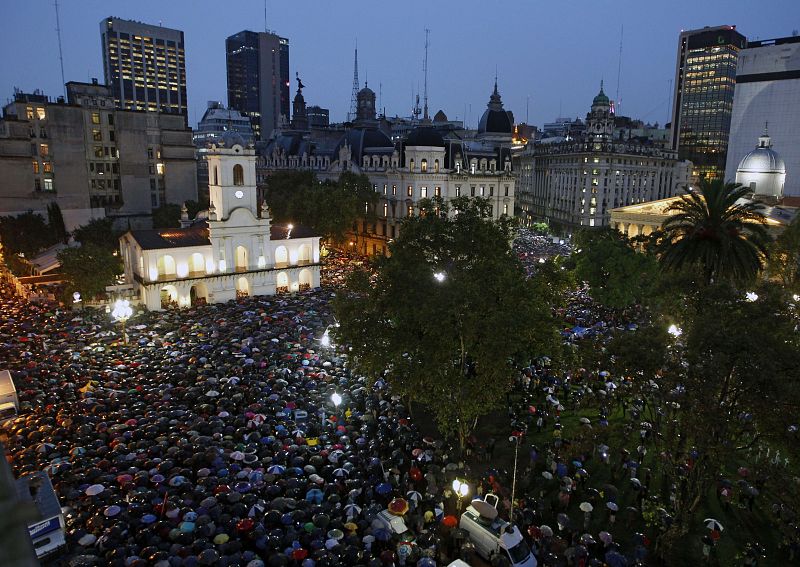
[334,196,558,446]
[57,243,122,300]
[72,218,120,252]
[0,211,59,257]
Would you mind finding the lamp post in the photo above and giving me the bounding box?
[667,324,682,338]
[331,392,342,424]
[452,478,469,514]
[509,432,523,525]
[111,298,133,345]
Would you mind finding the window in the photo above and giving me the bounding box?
[92,112,101,124]
[383,184,388,195]
[434,159,439,173]
[32,160,39,174]
[34,178,41,191]
[435,186,441,197]
[383,203,388,217]
[92,129,102,141]
[470,163,476,174]
[455,185,461,197]
[149,165,155,174]
[109,130,115,142]
[213,166,218,185]
[107,114,114,126]
[112,163,119,174]
[420,186,427,198]
[156,163,165,175]
[373,184,378,192]
[39,127,46,138]
[147,148,154,159]
[479,186,485,196]
[26,106,34,120]
[232,164,244,186]
[43,178,54,192]
[504,185,509,197]
[392,184,397,196]
[421,159,427,172]
[407,185,413,197]
[503,204,508,215]
[35,107,46,120]
[39,144,49,157]
[43,162,52,173]
[470,186,475,197]
[489,186,494,197]
[407,205,413,217]
[409,158,415,171]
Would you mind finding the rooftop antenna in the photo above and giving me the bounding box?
[526,95,530,124]
[348,41,359,122]
[422,28,430,121]
[616,24,623,113]
[379,82,382,116]
[264,0,267,32]
[54,0,66,98]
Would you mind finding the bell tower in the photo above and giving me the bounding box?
[207,133,258,223]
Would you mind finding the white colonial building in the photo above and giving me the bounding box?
[119,133,320,310]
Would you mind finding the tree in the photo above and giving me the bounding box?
[72,218,119,252]
[572,228,661,309]
[0,211,58,257]
[57,244,122,300]
[334,197,557,447]
[766,214,800,291]
[151,203,182,229]
[657,179,772,285]
[47,202,68,244]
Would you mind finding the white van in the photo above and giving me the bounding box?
[0,369,19,421]
[459,494,537,567]
[372,508,412,541]
[17,472,66,559]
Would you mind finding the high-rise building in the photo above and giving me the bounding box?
[724,35,800,196]
[307,106,330,128]
[226,30,290,141]
[100,17,187,117]
[670,25,746,181]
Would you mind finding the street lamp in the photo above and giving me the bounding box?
[452,478,469,514]
[320,328,331,347]
[111,298,133,345]
[667,324,682,338]
[331,392,342,408]
[745,291,759,302]
[433,271,446,282]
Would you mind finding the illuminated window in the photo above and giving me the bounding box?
[435,186,441,197]
[409,158,415,171]
[420,186,428,198]
[92,112,101,124]
[26,106,34,120]
[383,203,388,217]
[392,184,397,196]
[434,159,439,173]
[39,144,49,157]
[43,178,54,192]
[407,205,413,217]
[383,184,388,195]
[32,160,39,174]
[92,129,102,141]
[455,185,461,197]
[421,159,427,172]
[407,185,413,197]
[36,108,46,120]
[43,162,52,173]
[503,204,508,215]
[156,163,165,176]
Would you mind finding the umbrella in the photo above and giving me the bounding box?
[606,502,619,512]
[306,489,324,504]
[85,484,105,496]
[605,550,628,567]
[579,502,593,513]
[704,518,724,532]
[406,490,422,505]
[442,515,458,528]
[581,533,596,544]
[375,482,392,496]
[344,503,361,519]
[541,471,553,480]
[373,528,391,542]
[599,531,613,544]
[539,525,554,537]
[579,417,591,425]
[388,498,409,516]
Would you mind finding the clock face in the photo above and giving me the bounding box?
[234,190,244,199]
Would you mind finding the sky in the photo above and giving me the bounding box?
[1,0,798,130]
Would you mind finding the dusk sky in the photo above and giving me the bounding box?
[2,0,797,129]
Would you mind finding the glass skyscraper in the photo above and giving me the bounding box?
[226,30,290,141]
[100,17,187,117]
[670,25,746,181]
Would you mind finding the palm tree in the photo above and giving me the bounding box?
[657,178,772,285]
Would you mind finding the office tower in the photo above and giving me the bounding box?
[725,35,800,196]
[670,25,746,181]
[226,30,290,141]
[100,17,187,117]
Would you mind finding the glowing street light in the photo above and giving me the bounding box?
[667,324,682,338]
[331,392,342,408]
[452,479,469,514]
[745,291,759,302]
[793,294,800,302]
[320,328,331,348]
[433,271,446,282]
[111,298,133,345]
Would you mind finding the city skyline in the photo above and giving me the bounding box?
[1,0,797,130]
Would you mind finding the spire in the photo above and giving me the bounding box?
[758,122,772,148]
[488,79,503,111]
[348,42,359,122]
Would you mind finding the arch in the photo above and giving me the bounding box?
[235,245,249,272]
[189,252,205,275]
[236,276,249,298]
[276,271,289,293]
[274,245,288,267]
[298,244,312,264]
[190,282,208,306]
[157,254,176,278]
[409,158,415,171]
[299,268,313,291]
[434,159,440,173]
[160,285,178,309]
[233,164,244,186]
[421,158,428,172]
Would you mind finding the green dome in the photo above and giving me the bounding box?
[592,86,610,106]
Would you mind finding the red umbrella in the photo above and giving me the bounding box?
[292,548,308,560]
[442,515,458,528]
[388,498,409,516]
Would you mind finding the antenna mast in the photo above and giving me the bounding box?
[348,42,359,122]
[616,24,623,111]
[422,28,430,121]
[54,0,66,98]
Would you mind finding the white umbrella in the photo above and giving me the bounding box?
[606,502,619,512]
[579,502,593,513]
[539,525,554,537]
[704,518,724,531]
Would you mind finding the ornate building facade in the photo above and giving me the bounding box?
[514,85,691,232]
[120,132,320,310]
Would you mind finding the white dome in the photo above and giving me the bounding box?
[737,147,786,174]
[735,132,786,199]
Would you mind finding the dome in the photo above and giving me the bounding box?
[737,140,785,174]
[478,81,513,135]
[735,131,786,199]
[332,128,394,163]
[358,84,375,97]
[218,130,247,149]
[592,82,610,107]
[405,126,444,147]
